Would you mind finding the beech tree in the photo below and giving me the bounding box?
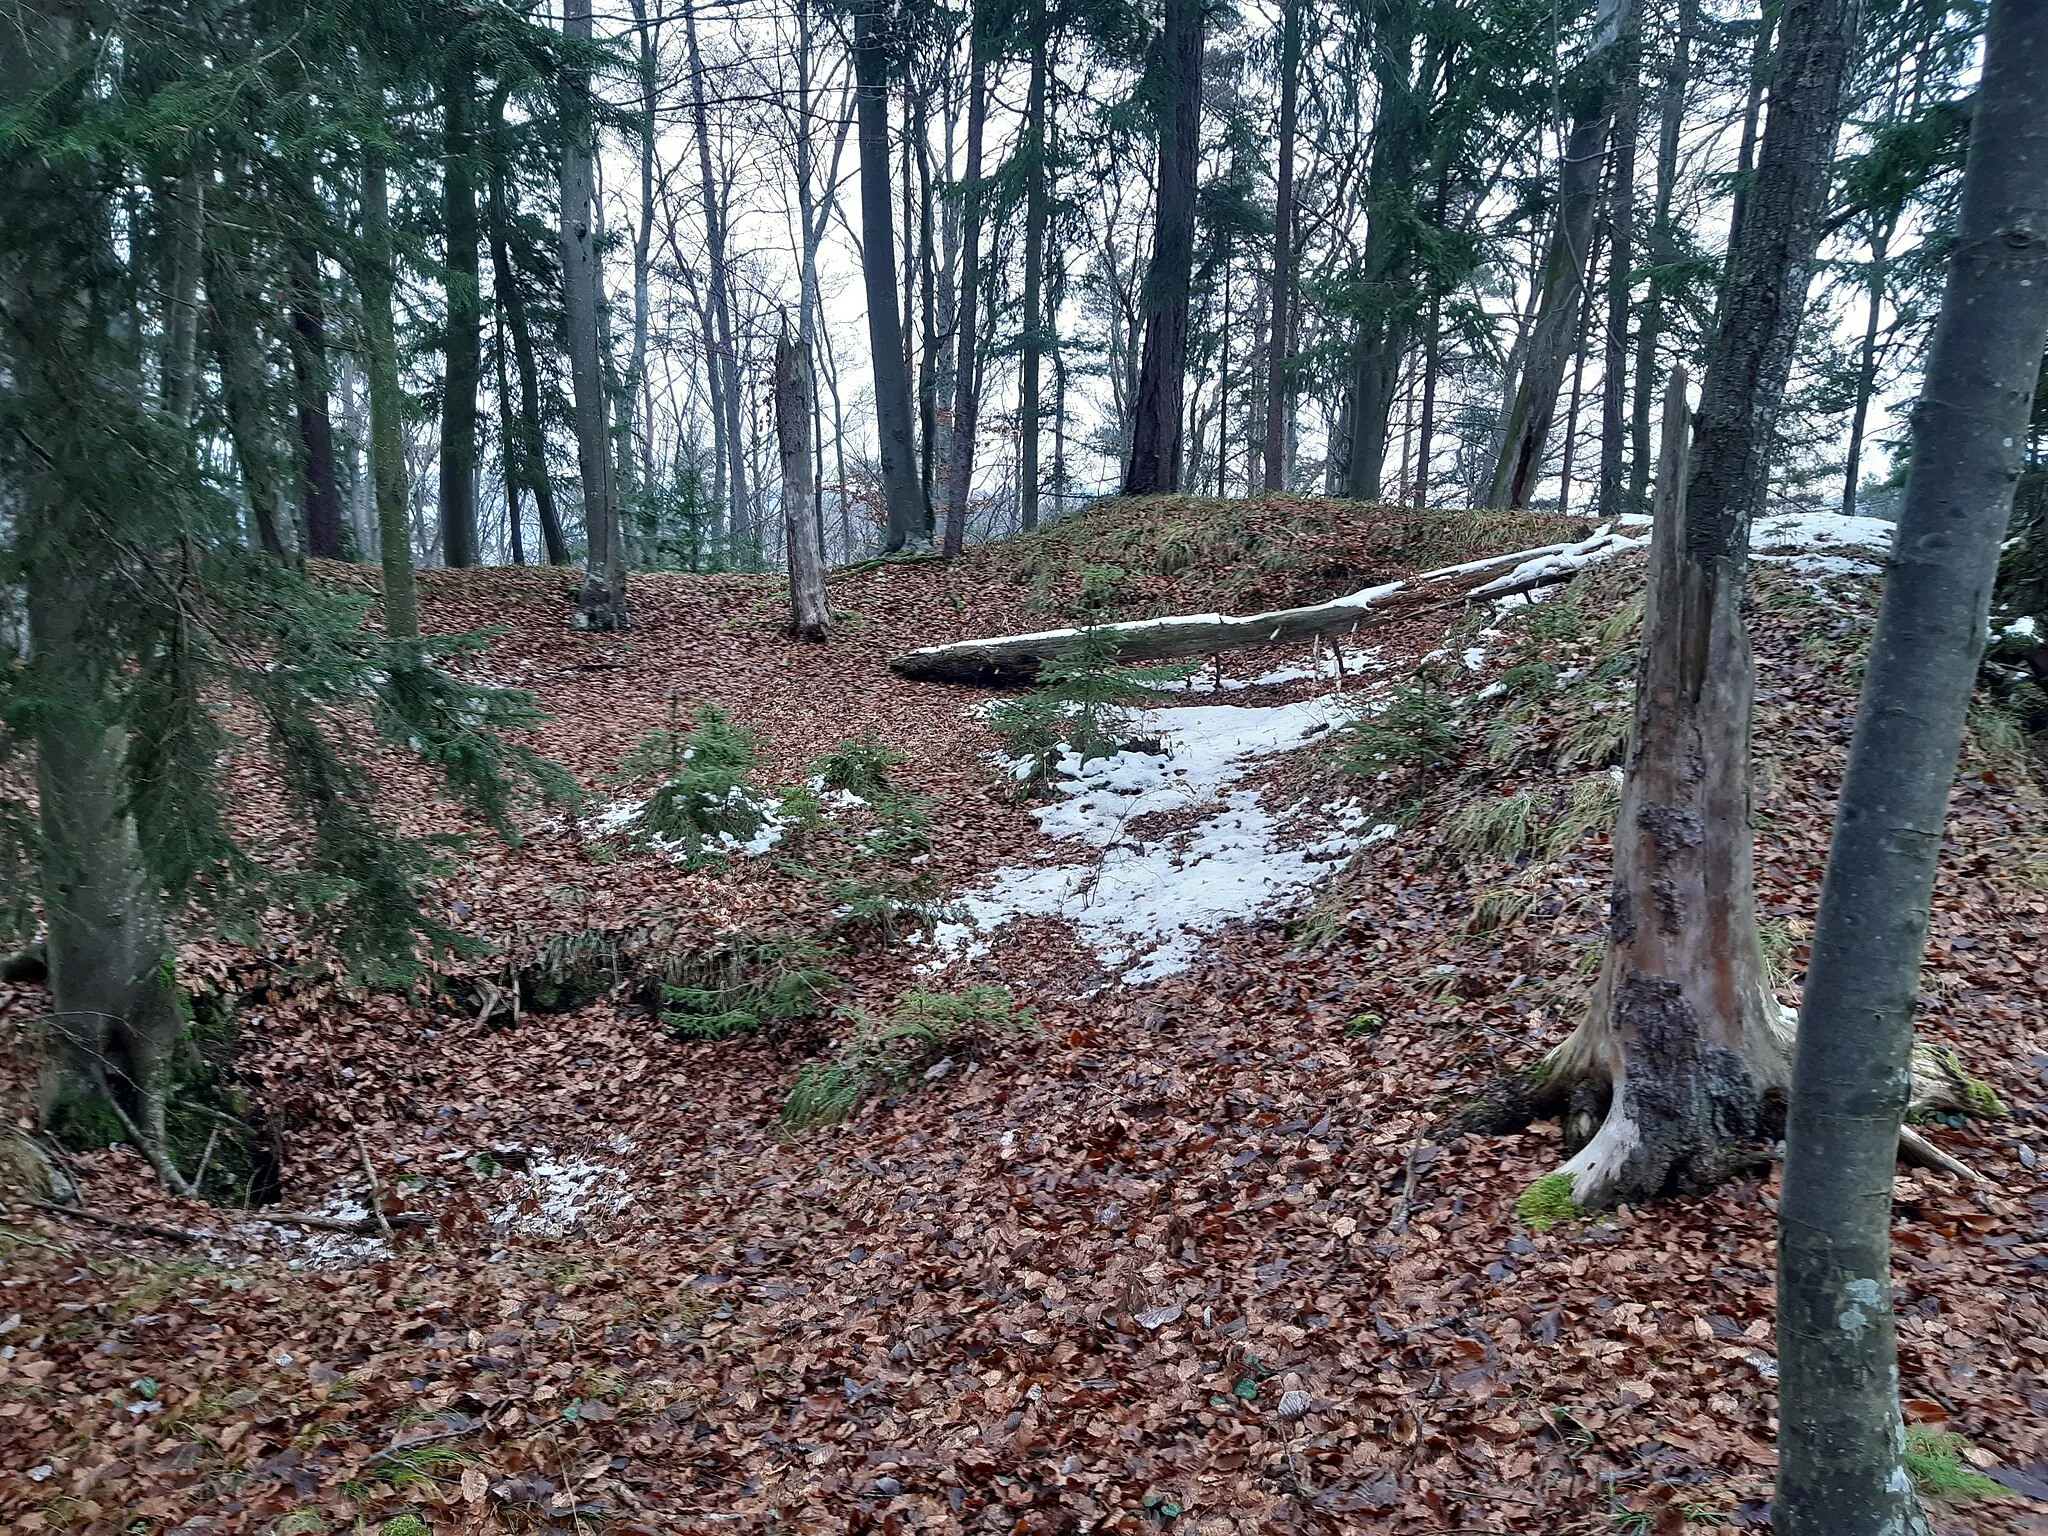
[1778,1,2048,1528]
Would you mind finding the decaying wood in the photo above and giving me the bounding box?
[890,527,1644,686]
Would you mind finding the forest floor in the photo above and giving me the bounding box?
[4,494,2048,1536]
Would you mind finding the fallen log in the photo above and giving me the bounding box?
[889,527,1645,686]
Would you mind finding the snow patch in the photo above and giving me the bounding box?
[1750,510,1897,556]
[935,695,1396,983]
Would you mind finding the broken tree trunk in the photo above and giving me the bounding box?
[889,529,1643,686]
[776,323,830,640]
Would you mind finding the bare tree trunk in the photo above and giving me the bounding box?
[854,3,925,551]
[777,326,831,639]
[439,42,480,569]
[205,237,290,561]
[1261,0,1303,493]
[287,238,345,560]
[1841,220,1892,519]
[917,98,940,531]
[1122,0,1203,496]
[358,147,420,640]
[685,0,751,549]
[1019,0,1049,529]
[487,129,567,567]
[1779,6,2048,1529]
[1628,0,1694,509]
[1726,1,1778,258]
[1597,14,1640,520]
[1487,0,1633,509]
[1524,0,1862,1211]
[563,0,628,628]
[162,166,204,427]
[944,15,988,559]
[494,302,527,566]
[621,0,659,536]
[1415,294,1441,508]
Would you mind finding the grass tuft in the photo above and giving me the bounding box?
[1445,793,1543,861]
[1905,1425,2007,1503]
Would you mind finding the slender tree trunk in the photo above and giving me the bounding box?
[287,240,345,559]
[1019,0,1049,529]
[563,0,627,628]
[358,148,420,641]
[1519,0,1863,1211]
[1780,8,2048,1530]
[686,0,751,548]
[777,326,831,639]
[1261,0,1303,492]
[1122,0,1203,496]
[1555,237,1602,515]
[204,239,290,561]
[487,114,567,567]
[1727,2,1779,258]
[494,300,527,566]
[1841,221,1892,519]
[439,44,480,569]
[621,0,658,532]
[1343,0,1429,502]
[1415,294,1441,508]
[1629,0,1694,509]
[162,167,204,427]
[1597,16,1640,520]
[945,17,988,559]
[1487,0,1633,509]
[854,1,924,550]
[917,102,940,531]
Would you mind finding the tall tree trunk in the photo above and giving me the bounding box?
[1486,0,1633,509]
[162,166,204,427]
[287,240,345,559]
[854,1,924,551]
[917,101,940,531]
[1122,0,1203,496]
[1841,220,1892,519]
[563,0,628,628]
[945,15,988,559]
[487,100,567,566]
[494,303,527,566]
[622,0,658,526]
[1779,7,2048,1530]
[1726,1,1779,259]
[1597,14,1640,520]
[205,238,290,561]
[777,326,831,639]
[358,148,420,641]
[1628,0,1695,509]
[1019,0,1049,530]
[1343,0,1428,501]
[685,0,751,549]
[1520,0,1862,1211]
[439,43,480,569]
[1260,0,1303,493]
[1414,294,1440,508]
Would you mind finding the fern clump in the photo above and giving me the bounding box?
[780,985,1034,1130]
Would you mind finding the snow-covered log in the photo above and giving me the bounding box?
[890,527,1645,686]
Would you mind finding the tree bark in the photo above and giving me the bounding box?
[162,166,204,428]
[204,238,290,561]
[1529,0,1863,1212]
[358,147,421,641]
[1019,0,1050,529]
[1841,219,1892,519]
[439,43,481,569]
[685,0,751,549]
[1122,0,1203,496]
[1261,0,1303,493]
[486,91,567,566]
[1597,14,1640,521]
[944,17,988,560]
[493,303,526,566]
[855,1,925,551]
[777,327,831,640]
[287,239,345,560]
[563,0,628,628]
[1486,0,1632,509]
[1628,0,1695,510]
[1778,4,2048,1530]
